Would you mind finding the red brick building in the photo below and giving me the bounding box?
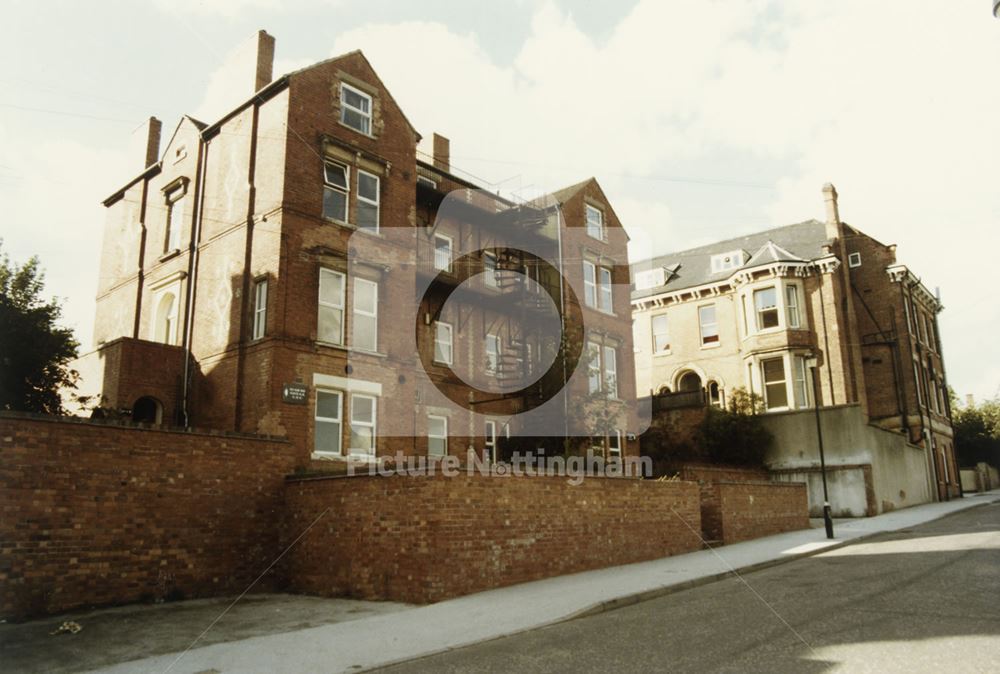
[72,32,638,468]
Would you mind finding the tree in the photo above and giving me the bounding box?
[695,387,772,467]
[952,396,1000,468]
[0,241,79,414]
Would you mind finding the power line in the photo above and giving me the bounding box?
[0,103,139,124]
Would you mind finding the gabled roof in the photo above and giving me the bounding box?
[742,240,806,270]
[544,178,593,205]
[632,220,831,298]
[286,49,421,141]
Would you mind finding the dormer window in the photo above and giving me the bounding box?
[634,267,666,290]
[340,82,372,135]
[710,250,745,273]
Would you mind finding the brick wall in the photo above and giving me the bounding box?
[701,481,808,544]
[282,473,702,604]
[677,463,770,484]
[0,414,294,621]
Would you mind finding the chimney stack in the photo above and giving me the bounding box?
[433,133,450,173]
[253,30,275,93]
[133,116,162,170]
[822,182,840,240]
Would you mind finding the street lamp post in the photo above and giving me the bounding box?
[806,357,834,539]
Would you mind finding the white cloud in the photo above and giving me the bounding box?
[7,0,997,398]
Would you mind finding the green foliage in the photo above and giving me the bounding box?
[953,396,1000,468]
[0,241,79,414]
[726,387,765,415]
[695,391,773,466]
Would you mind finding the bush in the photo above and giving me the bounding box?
[695,391,772,466]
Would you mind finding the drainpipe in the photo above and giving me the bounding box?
[132,179,149,340]
[233,102,262,432]
[180,135,209,427]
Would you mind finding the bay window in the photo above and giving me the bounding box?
[754,287,779,329]
[761,357,788,409]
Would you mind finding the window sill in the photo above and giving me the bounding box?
[653,350,673,358]
[336,120,377,140]
[700,342,722,350]
[349,347,388,359]
[159,249,182,263]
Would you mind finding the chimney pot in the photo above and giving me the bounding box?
[432,133,450,173]
[822,182,841,241]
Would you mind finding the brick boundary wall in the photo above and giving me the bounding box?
[0,414,294,621]
[702,481,809,544]
[677,463,771,484]
[282,473,702,604]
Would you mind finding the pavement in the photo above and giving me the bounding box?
[378,498,1000,673]
[5,490,998,674]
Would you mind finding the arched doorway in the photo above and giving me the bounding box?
[678,371,702,392]
[132,396,163,425]
[707,381,724,408]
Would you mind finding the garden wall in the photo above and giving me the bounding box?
[701,481,809,544]
[282,472,702,604]
[0,414,293,620]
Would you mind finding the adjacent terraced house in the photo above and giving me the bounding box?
[631,184,959,509]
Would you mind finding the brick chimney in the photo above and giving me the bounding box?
[134,116,161,170]
[433,133,450,173]
[822,182,840,240]
[253,30,275,93]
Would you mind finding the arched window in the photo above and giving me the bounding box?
[155,292,178,344]
[708,381,724,408]
[678,371,702,392]
[132,396,163,424]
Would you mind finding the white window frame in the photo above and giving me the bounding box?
[165,188,184,253]
[318,268,346,345]
[434,321,454,365]
[699,304,719,346]
[417,175,438,189]
[585,204,604,240]
[434,233,453,272]
[602,345,618,398]
[252,277,268,340]
[484,252,499,289]
[761,356,789,410]
[314,389,343,456]
[154,288,180,345]
[587,340,602,394]
[786,284,802,329]
[652,313,670,354]
[485,333,501,375]
[848,252,862,268]
[583,260,597,308]
[322,161,349,223]
[351,278,378,352]
[348,393,377,455]
[754,286,780,331]
[607,430,622,456]
[340,82,373,135]
[598,266,613,313]
[356,169,380,233]
[428,414,448,456]
[484,420,497,462]
[793,356,810,408]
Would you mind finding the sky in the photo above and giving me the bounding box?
[1,0,998,401]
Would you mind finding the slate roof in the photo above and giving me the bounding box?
[631,220,832,299]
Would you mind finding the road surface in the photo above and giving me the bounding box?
[379,502,1000,673]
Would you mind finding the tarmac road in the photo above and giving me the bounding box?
[378,502,1000,673]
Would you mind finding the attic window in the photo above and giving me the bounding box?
[848,252,862,268]
[710,250,744,273]
[634,267,666,290]
[173,145,187,164]
[340,82,372,135]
